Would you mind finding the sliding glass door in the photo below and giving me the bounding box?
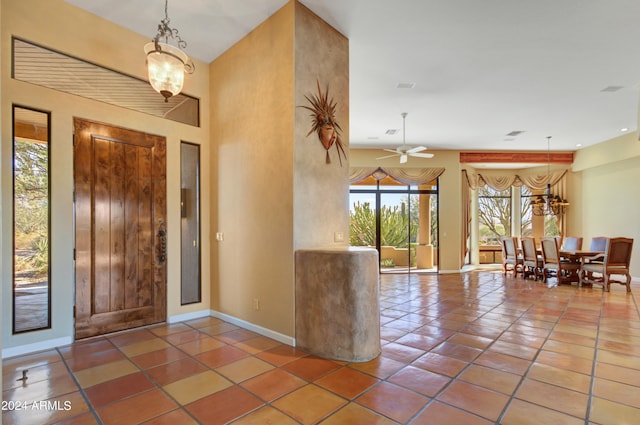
[350,176,438,273]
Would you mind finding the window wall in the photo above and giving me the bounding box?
[477,184,560,250]
[350,175,439,273]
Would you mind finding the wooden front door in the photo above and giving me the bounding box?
[74,118,166,339]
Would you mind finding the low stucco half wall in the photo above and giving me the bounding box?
[295,247,380,362]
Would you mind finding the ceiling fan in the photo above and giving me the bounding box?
[377,112,434,164]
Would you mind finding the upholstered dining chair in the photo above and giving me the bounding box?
[582,237,608,280]
[521,237,543,280]
[579,237,634,292]
[501,236,523,277]
[540,237,580,285]
[589,236,608,252]
[561,236,583,251]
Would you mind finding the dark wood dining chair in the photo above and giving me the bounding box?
[579,237,634,292]
[521,237,543,280]
[540,236,580,285]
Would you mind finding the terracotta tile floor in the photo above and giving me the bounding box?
[3,271,640,424]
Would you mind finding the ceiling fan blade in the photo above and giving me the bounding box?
[410,152,434,158]
[376,153,400,160]
[383,148,400,154]
[400,154,408,164]
[406,146,427,154]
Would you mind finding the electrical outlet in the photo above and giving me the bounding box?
[334,231,344,242]
[253,298,260,311]
[216,232,224,241]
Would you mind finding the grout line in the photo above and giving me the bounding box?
[5,275,640,425]
[427,273,544,422]
[56,344,106,425]
[494,277,584,424]
[113,325,204,424]
[144,320,315,424]
[583,288,605,425]
[400,274,508,423]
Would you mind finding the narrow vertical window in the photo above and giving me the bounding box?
[13,105,51,333]
[180,141,201,304]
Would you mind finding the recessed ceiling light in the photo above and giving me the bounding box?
[601,86,623,92]
[367,136,380,140]
[397,82,416,89]
[385,129,400,135]
[506,130,525,137]
[621,127,629,132]
[576,143,583,147]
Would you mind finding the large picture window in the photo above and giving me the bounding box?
[478,186,511,245]
[13,105,51,333]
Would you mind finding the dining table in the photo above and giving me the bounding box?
[533,249,604,262]
[559,250,605,287]
[559,250,604,262]
[529,249,605,285]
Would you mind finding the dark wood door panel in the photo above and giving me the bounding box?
[74,118,166,339]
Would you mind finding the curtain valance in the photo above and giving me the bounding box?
[350,167,445,185]
[466,169,568,191]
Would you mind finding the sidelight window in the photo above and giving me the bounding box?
[12,105,51,333]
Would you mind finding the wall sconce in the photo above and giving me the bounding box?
[144,0,194,102]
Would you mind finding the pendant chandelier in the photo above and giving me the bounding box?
[530,136,569,216]
[144,0,194,102]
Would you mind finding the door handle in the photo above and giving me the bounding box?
[158,222,167,264]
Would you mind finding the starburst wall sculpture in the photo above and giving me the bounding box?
[300,81,347,166]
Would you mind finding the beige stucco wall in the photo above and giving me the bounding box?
[209,4,296,337]
[209,1,349,339]
[572,133,640,275]
[1,0,211,352]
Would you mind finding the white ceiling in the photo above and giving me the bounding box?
[65,0,640,153]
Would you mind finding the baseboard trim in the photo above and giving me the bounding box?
[2,336,73,359]
[168,309,211,324]
[438,269,463,274]
[209,310,295,347]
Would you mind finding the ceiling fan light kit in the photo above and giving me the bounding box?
[377,112,434,163]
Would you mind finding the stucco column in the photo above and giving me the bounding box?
[416,188,434,269]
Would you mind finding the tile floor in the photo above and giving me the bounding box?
[3,271,640,424]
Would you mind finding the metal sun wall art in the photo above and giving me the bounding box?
[301,81,347,166]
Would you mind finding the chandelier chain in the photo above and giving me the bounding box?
[530,135,569,216]
[145,0,194,101]
[154,0,187,49]
[547,136,551,189]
